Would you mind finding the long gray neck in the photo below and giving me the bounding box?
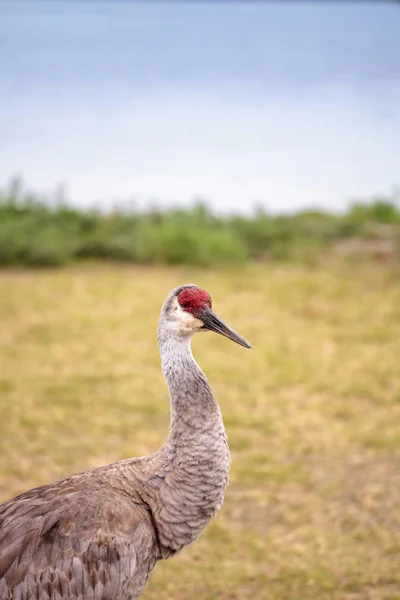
[128,326,230,555]
[157,329,222,453]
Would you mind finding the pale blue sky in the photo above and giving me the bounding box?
[1,1,399,213]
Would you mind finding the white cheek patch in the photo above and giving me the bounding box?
[174,298,203,329]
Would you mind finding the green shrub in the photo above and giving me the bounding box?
[0,178,399,268]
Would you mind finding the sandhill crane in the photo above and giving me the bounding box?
[0,284,251,600]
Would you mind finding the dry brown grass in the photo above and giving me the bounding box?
[1,261,400,599]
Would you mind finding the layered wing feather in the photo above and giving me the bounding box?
[0,474,158,600]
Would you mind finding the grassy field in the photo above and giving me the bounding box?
[1,261,400,599]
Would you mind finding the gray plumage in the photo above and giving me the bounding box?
[0,284,250,600]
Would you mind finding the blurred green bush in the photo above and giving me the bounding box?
[0,177,399,267]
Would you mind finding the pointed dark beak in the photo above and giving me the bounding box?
[200,307,251,349]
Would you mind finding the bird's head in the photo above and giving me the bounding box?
[159,284,251,349]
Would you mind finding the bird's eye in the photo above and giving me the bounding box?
[181,301,190,310]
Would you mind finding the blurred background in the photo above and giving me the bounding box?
[1,2,400,599]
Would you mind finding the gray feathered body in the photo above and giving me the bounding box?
[0,286,230,599]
